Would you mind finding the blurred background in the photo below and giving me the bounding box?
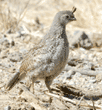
[0,0,102,33]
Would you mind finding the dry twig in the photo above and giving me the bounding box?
[19,85,46,110]
[66,66,102,76]
[45,92,102,109]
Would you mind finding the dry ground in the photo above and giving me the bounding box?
[0,0,102,110]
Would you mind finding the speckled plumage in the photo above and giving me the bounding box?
[6,7,76,93]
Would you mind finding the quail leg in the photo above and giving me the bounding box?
[45,77,53,103]
[30,77,37,94]
[45,77,53,93]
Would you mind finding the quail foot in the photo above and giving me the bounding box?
[5,7,77,94]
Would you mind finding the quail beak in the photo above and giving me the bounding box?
[71,17,76,21]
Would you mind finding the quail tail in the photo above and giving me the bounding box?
[5,72,20,91]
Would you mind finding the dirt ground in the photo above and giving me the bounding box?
[0,0,102,110]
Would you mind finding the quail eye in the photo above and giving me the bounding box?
[66,15,69,19]
[71,15,74,18]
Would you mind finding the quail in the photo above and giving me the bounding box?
[5,7,77,93]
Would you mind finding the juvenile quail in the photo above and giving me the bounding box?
[6,7,77,93]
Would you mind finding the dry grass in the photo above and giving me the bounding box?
[0,0,30,33]
[47,0,102,32]
[74,0,102,32]
[0,0,101,33]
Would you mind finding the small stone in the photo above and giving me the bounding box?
[68,80,75,86]
[58,70,75,83]
[89,33,102,47]
[29,106,35,110]
[64,64,69,71]
[0,69,2,72]
[27,105,35,110]
[8,67,16,73]
[11,40,15,46]
[0,50,9,59]
[23,36,31,43]
[96,100,101,105]
[0,37,10,48]
[80,54,87,60]
[4,106,11,110]
[18,88,23,95]
[75,72,81,77]
[79,47,86,51]
[9,52,23,62]
[70,30,93,49]
[53,79,60,84]
[66,70,75,79]
[96,73,102,82]
[88,54,94,60]
[6,28,12,34]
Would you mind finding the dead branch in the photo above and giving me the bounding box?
[57,84,102,99]
[45,92,102,109]
[65,66,102,76]
[19,85,46,110]
[17,84,102,109]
